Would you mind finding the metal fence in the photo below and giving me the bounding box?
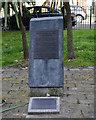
[72,6,96,30]
[1,5,96,31]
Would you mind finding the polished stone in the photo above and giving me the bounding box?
[29,17,64,87]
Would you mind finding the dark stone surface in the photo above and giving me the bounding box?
[34,30,59,59]
[29,17,64,87]
[31,98,56,109]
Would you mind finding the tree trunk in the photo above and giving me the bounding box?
[10,2,29,59]
[64,2,76,60]
[18,13,29,59]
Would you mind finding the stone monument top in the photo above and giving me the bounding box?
[29,16,64,88]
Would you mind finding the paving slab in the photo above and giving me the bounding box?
[1,66,95,118]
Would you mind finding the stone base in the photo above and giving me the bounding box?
[29,87,64,97]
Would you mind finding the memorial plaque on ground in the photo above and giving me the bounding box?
[29,17,64,87]
[28,97,60,113]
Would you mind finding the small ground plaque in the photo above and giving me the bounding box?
[28,97,60,113]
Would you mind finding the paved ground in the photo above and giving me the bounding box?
[1,66,94,118]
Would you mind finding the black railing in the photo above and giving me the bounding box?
[1,5,96,31]
[72,6,96,30]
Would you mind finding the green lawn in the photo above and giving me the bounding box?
[64,29,94,67]
[2,31,29,67]
[2,29,94,67]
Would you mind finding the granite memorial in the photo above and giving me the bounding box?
[28,17,64,114]
[29,16,64,88]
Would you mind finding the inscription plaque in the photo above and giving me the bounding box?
[28,97,60,113]
[31,98,56,109]
[34,30,59,59]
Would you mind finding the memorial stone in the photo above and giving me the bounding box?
[29,17,64,95]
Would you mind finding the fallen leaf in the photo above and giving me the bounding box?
[68,59,71,62]
[21,67,28,70]
[75,46,79,49]
[14,60,18,62]
[86,71,90,73]
[4,44,8,46]
[10,46,13,49]
[46,93,50,97]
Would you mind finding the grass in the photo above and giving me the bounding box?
[2,31,29,67]
[64,29,94,67]
[2,29,94,67]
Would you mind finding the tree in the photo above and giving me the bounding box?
[2,2,29,59]
[2,1,76,60]
[64,2,76,60]
[50,0,76,60]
